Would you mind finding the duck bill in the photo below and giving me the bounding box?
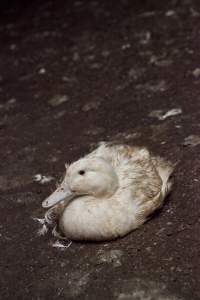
[42,186,74,208]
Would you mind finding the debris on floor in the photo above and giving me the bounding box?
[48,94,69,107]
[183,135,200,146]
[149,108,182,120]
[33,174,55,184]
[192,68,200,78]
[52,240,72,249]
[96,249,123,267]
[136,80,167,93]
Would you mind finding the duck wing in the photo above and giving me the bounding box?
[88,142,173,214]
[101,143,174,216]
[87,142,148,167]
[116,147,162,199]
[118,148,174,218]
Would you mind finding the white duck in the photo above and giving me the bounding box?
[41,142,174,241]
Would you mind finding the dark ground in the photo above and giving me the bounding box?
[1,0,200,299]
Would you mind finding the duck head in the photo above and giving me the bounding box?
[42,157,118,208]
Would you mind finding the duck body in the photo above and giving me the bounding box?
[42,142,174,241]
[59,191,141,241]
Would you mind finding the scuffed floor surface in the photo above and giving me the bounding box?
[0,0,200,299]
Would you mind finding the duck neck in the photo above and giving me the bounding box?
[94,180,118,199]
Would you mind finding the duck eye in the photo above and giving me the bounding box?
[78,170,85,175]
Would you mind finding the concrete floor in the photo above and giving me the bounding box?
[0,0,200,299]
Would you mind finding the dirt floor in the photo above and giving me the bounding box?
[0,0,200,299]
